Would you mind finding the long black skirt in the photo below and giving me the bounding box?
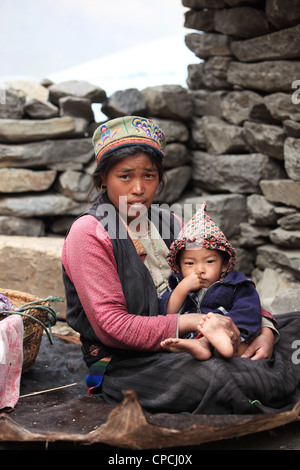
[101,312,300,415]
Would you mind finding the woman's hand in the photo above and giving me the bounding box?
[178,313,203,337]
[178,313,241,352]
[212,314,241,354]
[178,315,274,360]
[242,327,275,360]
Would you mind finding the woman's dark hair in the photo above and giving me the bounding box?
[89,145,166,199]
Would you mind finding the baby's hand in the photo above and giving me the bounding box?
[181,271,203,292]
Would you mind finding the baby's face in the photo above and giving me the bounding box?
[180,247,228,288]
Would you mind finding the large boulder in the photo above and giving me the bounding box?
[0,87,25,119]
[0,235,66,316]
[284,137,300,181]
[227,61,300,93]
[0,117,76,143]
[260,180,300,208]
[48,80,106,105]
[231,24,300,62]
[0,168,56,193]
[101,88,147,119]
[0,138,94,170]
[192,152,285,193]
[141,85,193,121]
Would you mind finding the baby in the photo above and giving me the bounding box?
[160,202,262,360]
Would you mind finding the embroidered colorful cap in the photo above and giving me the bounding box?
[92,116,166,163]
[166,201,236,276]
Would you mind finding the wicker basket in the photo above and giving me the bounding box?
[0,288,56,373]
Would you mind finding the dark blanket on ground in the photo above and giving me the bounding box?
[101,311,300,415]
[1,312,300,450]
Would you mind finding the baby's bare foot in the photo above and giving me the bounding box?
[198,313,234,358]
[161,337,211,360]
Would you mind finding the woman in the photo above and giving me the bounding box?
[62,116,300,414]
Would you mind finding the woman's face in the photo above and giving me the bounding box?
[101,152,160,222]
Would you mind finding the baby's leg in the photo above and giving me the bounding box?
[198,313,235,358]
[161,337,212,360]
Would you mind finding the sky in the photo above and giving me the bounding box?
[0,0,197,94]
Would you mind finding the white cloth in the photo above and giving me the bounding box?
[138,222,172,297]
[0,315,23,411]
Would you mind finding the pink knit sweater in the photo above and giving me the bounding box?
[62,214,178,351]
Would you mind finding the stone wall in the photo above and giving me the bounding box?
[0,79,195,313]
[0,0,299,315]
[182,0,300,313]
